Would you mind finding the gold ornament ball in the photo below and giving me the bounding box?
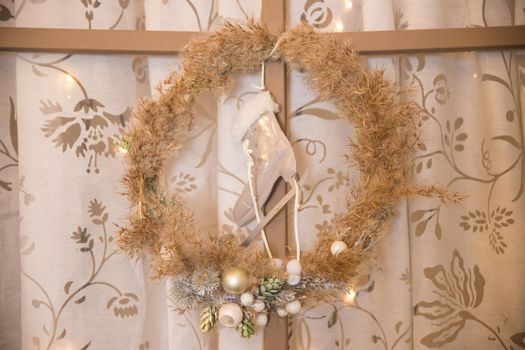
[221,267,250,294]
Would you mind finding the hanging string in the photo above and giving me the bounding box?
[242,139,273,259]
[253,35,286,91]
[291,177,301,261]
[244,33,302,261]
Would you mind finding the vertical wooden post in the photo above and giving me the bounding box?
[261,1,288,350]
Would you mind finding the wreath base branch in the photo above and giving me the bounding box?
[117,21,461,337]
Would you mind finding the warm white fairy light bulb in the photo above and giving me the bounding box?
[116,137,131,155]
[334,20,344,32]
[344,288,356,304]
[345,0,353,10]
[63,74,75,100]
[63,74,75,88]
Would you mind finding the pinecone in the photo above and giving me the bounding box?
[257,276,285,299]
[200,305,218,333]
[236,316,255,338]
[171,277,200,310]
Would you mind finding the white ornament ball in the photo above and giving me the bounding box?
[254,313,268,327]
[286,259,302,275]
[240,292,254,306]
[287,274,301,286]
[218,303,243,327]
[330,240,348,256]
[285,300,301,315]
[252,300,265,313]
[271,258,284,269]
[276,307,288,318]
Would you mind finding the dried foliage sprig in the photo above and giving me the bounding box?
[117,21,458,335]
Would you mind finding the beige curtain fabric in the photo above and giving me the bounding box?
[1,1,524,349]
[286,1,525,349]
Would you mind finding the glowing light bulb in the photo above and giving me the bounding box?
[344,288,356,304]
[473,73,478,78]
[64,74,74,85]
[115,137,131,155]
[345,0,353,10]
[334,20,344,32]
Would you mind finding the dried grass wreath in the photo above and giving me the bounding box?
[117,21,459,338]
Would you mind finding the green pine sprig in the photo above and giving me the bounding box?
[257,275,285,299]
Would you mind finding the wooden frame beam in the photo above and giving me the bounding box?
[0,27,195,55]
[335,25,525,54]
[0,26,524,55]
[260,1,288,350]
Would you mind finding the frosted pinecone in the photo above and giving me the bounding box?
[170,276,200,310]
[192,268,220,297]
[236,316,255,338]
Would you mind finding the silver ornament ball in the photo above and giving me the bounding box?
[240,292,254,306]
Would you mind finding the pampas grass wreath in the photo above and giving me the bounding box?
[117,21,460,337]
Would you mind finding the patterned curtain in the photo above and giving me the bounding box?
[1,0,524,349]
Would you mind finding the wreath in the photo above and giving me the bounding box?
[117,21,458,338]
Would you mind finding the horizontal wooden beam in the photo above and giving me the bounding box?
[0,26,524,55]
[0,27,197,55]
[337,25,525,54]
